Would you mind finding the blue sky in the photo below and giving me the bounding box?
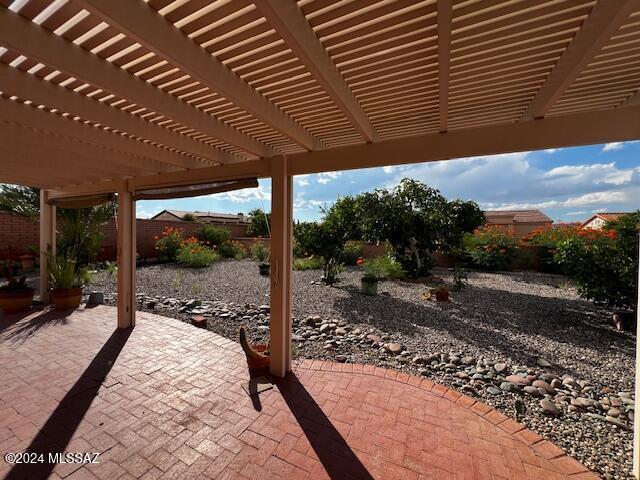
[137,141,640,223]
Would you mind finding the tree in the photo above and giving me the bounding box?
[181,213,196,221]
[247,208,271,237]
[358,179,483,276]
[0,185,39,219]
[0,184,116,267]
[294,196,361,284]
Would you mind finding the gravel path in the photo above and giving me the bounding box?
[89,260,636,478]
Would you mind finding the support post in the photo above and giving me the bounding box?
[116,187,136,328]
[38,190,56,304]
[269,155,293,377]
[634,229,640,477]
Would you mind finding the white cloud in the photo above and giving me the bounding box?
[602,142,624,152]
[295,174,310,187]
[212,185,271,203]
[566,211,587,216]
[544,148,558,154]
[489,190,630,211]
[543,162,633,186]
[317,172,342,184]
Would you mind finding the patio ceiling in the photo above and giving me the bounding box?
[0,0,639,190]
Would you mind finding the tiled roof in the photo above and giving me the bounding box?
[484,210,553,224]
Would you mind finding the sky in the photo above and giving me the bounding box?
[137,141,640,223]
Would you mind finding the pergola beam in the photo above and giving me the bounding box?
[0,65,234,167]
[437,0,452,132]
[47,104,640,196]
[76,0,322,152]
[522,0,639,120]
[255,1,376,143]
[288,104,640,175]
[0,8,270,159]
[0,102,175,175]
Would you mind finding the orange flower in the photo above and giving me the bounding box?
[356,257,365,266]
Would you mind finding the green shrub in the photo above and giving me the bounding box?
[218,240,246,260]
[554,212,639,310]
[155,226,184,261]
[181,213,196,221]
[250,241,270,262]
[464,227,519,271]
[47,254,91,289]
[342,241,364,265]
[360,255,405,279]
[196,224,230,247]
[176,241,218,268]
[294,257,323,270]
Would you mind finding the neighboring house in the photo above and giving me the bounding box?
[581,212,629,230]
[150,209,249,225]
[483,210,553,238]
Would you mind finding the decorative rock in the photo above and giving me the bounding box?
[532,380,555,395]
[606,416,630,430]
[486,386,501,395]
[305,315,321,326]
[524,386,541,397]
[335,327,347,336]
[540,399,560,416]
[366,334,382,344]
[494,363,508,373]
[506,375,531,387]
[500,382,519,393]
[536,357,553,367]
[385,343,403,355]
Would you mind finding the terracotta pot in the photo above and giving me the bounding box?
[0,289,34,313]
[434,288,449,302]
[246,344,270,370]
[361,277,378,296]
[19,254,36,272]
[51,287,83,310]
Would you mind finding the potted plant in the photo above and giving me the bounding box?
[259,262,270,276]
[360,258,381,296]
[239,326,270,370]
[19,248,36,272]
[48,254,90,310]
[433,286,449,302]
[0,248,34,313]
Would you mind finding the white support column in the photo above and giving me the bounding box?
[269,155,293,378]
[39,190,56,304]
[116,188,136,328]
[633,230,640,477]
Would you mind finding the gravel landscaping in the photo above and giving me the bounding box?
[89,260,636,479]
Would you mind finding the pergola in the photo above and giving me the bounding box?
[1,0,639,473]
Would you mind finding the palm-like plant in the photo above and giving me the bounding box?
[47,254,90,289]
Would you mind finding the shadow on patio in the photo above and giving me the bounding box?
[0,306,595,479]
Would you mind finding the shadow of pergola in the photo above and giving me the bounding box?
[4,327,132,480]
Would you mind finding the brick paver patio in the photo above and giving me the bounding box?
[0,305,597,480]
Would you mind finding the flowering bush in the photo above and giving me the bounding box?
[176,239,218,268]
[523,225,582,272]
[463,227,519,271]
[250,241,270,262]
[342,241,364,265]
[554,212,638,310]
[154,226,184,261]
[218,240,246,260]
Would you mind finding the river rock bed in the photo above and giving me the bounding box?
[90,261,636,478]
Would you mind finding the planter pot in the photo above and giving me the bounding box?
[361,277,378,296]
[246,344,270,370]
[51,287,83,310]
[259,263,270,276]
[19,254,36,272]
[0,289,34,313]
[434,288,449,302]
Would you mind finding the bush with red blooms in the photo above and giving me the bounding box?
[154,226,184,261]
[554,211,639,310]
